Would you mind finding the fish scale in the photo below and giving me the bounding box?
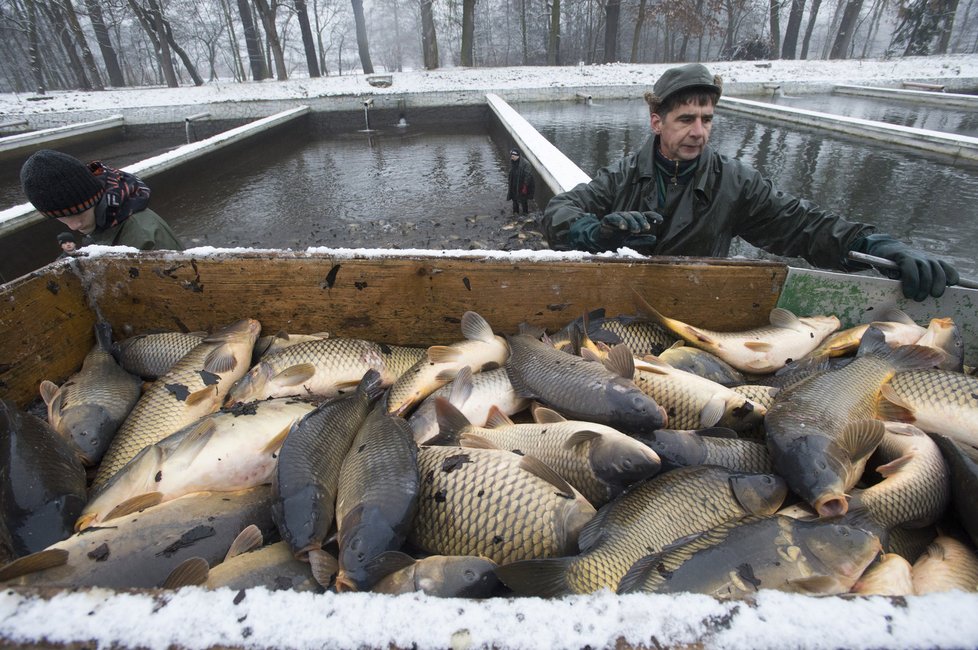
[114,331,207,379]
[880,369,978,445]
[410,446,596,564]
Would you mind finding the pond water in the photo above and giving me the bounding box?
[515,97,978,280]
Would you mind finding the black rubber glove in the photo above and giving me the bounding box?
[854,234,959,301]
[567,212,663,252]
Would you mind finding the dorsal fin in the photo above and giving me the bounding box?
[225,524,264,561]
[161,557,209,589]
[485,405,514,428]
[603,345,635,379]
[459,432,501,450]
[519,455,575,498]
[532,406,567,424]
[769,307,801,330]
[564,430,602,451]
[430,397,471,445]
[460,311,495,342]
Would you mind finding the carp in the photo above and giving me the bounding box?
[204,540,324,592]
[911,535,978,594]
[931,433,978,549]
[877,368,978,448]
[633,428,773,474]
[852,553,915,596]
[112,330,207,380]
[370,552,499,597]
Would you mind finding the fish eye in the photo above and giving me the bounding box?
[463,569,477,581]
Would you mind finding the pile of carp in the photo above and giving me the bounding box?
[1,292,977,601]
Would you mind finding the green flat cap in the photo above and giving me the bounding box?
[653,63,721,102]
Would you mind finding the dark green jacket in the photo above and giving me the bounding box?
[543,137,874,271]
[86,208,184,251]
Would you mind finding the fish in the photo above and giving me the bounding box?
[504,333,666,434]
[225,337,424,405]
[657,341,746,387]
[876,368,978,448]
[252,331,331,365]
[910,318,963,372]
[633,289,841,374]
[273,370,385,577]
[930,434,978,550]
[409,445,596,565]
[616,515,881,597]
[494,465,787,596]
[112,330,207,380]
[911,535,978,594]
[549,309,675,357]
[631,355,765,431]
[846,423,949,532]
[730,384,779,411]
[39,323,142,466]
[796,308,927,362]
[78,397,316,530]
[334,402,420,592]
[408,367,528,445]
[0,488,275,589]
[435,398,661,506]
[369,552,499,597]
[765,328,943,518]
[851,553,915,596]
[94,318,261,488]
[633,428,773,474]
[204,540,324,592]
[386,311,510,417]
[0,400,87,557]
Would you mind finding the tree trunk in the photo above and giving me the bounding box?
[420,0,439,69]
[219,0,247,80]
[460,0,476,65]
[781,0,805,57]
[24,0,47,92]
[769,0,782,56]
[143,0,178,85]
[800,0,822,57]
[253,0,288,79]
[829,0,863,58]
[821,0,846,57]
[157,12,206,85]
[631,0,647,62]
[61,0,104,89]
[42,0,92,89]
[236,0,268,80]
[83,0,125,86]
[294,0,321,76]
[604,0,620,61]
[547,0,560,65]
[351,0,374,73]
[519,0,528,64]
[392,0,403,70]
[936,0,961,52]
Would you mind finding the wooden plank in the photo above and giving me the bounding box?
[0,264,95,408]
[76,253,787,345]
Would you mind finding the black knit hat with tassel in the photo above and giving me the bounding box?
[20,149,104,218]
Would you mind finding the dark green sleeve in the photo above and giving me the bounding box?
[542,156,631,250]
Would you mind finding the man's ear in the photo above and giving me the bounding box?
[650,113,662,135]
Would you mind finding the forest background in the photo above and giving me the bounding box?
[0,0,975,95]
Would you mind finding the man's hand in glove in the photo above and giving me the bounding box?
[568,211,663,252]
[853,234,960,301]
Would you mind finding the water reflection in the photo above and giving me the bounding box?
[515,98,978,279]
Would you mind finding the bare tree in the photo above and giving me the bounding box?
[237,0,269,78]
[295,0,321,75]
[769,0,782,55]
[24,0,48,91]
[547,0,560,64]
[420,0,439,68]
[41,0,92,88]
[254,0,289,78]
[800,0,822,56]
[460,0,475,64]
[351,0,373,71]
[604,0,620,61]
[829,0,864,57]
[82,0,125,85]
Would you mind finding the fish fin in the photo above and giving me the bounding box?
[503,366,537,401]
[161,557,209,589]
[876,384,917,423]
[225,524,263,561]
[365,550,417,586]
[603,344,635,379]
[262,421,293,455]
[616,552,662,594]
[531,405,567,424]
[699,396,725,428]
[886,345,946,372]
[743,341,773,352]
[518,322,547,339]
[519,455,575,498]
[785,575,845,594]
[459,432,500,450]
[697,427,739,439]
[272,363,317,387]
[841,420,887,461]
[94,321,115,352]
[486,405,515,428]
[494,557,574,597]
[427,345,460,364]
[636,355,672,373]
[203,343,238,375]
[0,549,69,582]
[874,452,915,479]
[878,307,918,327]
[104,492,165,522]
[184,386,217,407]
[38,380,60,408]
[309,548,339,589]
[173,418,218,462]
[434,368,461,383]
[577,505,613,552]
[447,366,474,406]
[460,311,495,342]
[768,307,802,330]
[882,422,926,437]
[564,430,602,450]
[432,397,470,445]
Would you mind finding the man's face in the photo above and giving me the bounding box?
[651,100,714,161]
[60,241,77,253]
[511,152,519,161]
[57,206,96,235]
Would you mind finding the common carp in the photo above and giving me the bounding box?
[386,311,509,417]
[912,535,978,594]
[852,553,915,596]
[39,323,142,466]
[549,309,675,357]
[273,370,384,583]
[633,290,840,374]
[505,333,666,434]
[797,308,927,362]
[914,317,964,372]
[78,398,316,530]
[658,341,746,387]
[369,552,499,597]
[111,330,207,380]
[494,465,787,596]
[94,318,261,488]
[877,368,978,448]
[931,434,978,549]
[0,400,87,557]
[436,398,661,506]
[633,428,773,474]
[617,515,881,597]
[334,402,420,592]
[409,445,596,565]
[204,540,324,592]
[765,328,943,518]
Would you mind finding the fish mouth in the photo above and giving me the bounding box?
[815,494,849,518]
[334,572,359,593]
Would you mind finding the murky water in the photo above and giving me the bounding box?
[516,98,978,280]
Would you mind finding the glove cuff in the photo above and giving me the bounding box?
[567,214,605,253]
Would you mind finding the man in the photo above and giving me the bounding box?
[56,231,78,259]
[507,148,536,215]
[21,150,184,251]
[542,63,958,302]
